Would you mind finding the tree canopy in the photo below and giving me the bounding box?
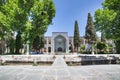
[0,0,56,54]
[94,0,120,39]
[94,0,120,53]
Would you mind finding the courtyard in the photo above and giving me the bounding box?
[0,0,120,80]
[0,55,120,80]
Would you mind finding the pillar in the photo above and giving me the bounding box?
[26,40,30,55]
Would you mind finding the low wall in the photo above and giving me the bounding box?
[64,54,120,62]
[0,54,120,64]
[0,55,55,62]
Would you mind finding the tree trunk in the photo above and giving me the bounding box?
[15,31,22,54]
[10,38,15,53]
[115,40,120,54]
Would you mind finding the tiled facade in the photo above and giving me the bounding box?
[44,32,85,54]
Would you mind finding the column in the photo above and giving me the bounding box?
[26,40,30,55]
[46,38,49,54]
[83,38,85,45]
[52,36,54,54]
[66,36,69,54]
[92,41,95,55]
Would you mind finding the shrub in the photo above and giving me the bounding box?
[96,42,107,54]
[116,60,120,64]
[33,60,38,66]
[53,55,56,59]
[0,60,6,65]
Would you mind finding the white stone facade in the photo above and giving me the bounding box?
[44,32,85,54]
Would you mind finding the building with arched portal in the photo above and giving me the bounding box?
[44,32,85,54]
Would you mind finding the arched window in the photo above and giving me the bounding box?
[48,47,51,53]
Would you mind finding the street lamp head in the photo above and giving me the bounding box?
[27,40,30,44]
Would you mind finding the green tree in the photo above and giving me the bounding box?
[85,13,96,44]
[32,35,45,52]
[13,0,34,54]
[30,0,55,39]
[0,0,33,54]
[9,37,15,54]
[96,42,107,54]
[73,20,80,52]
[0,0,56,54]
[94,0,120,53]
[0,1,10,40]
[0,0,15,53]
[39,35,45,51]
[101,33,106,42]
[33,35,41,51]
[94,9,116,39]
[23,0,55,53]
[15,31,22,54]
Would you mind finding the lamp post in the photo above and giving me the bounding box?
[26,40,30,55]
[91,41,95,55]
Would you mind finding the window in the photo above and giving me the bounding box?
[49,40,51,44]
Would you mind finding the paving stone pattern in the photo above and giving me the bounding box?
[0,55,120,80]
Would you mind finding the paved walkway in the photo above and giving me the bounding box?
[0,55,120,80]
[42,55,71,80]
[52,55,67,67]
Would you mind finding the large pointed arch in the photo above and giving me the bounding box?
[54,35,66,52]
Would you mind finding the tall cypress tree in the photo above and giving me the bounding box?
[85,13,96,44]
[73,20,80,52]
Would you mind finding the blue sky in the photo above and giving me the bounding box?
[45,0,104,37]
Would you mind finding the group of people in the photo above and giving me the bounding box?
[31,50,43,54]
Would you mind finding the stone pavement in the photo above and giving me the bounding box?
[0,55,120,80]
[52,55,67,67]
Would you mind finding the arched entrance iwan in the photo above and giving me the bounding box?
[54,35,66,52]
